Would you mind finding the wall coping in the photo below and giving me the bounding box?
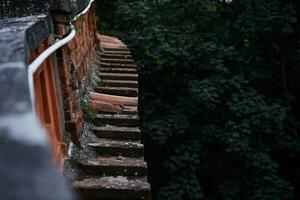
[0,0,93,118]
[0,14,53,64]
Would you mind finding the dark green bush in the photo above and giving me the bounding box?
[96,0,300,199]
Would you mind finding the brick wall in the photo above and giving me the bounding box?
[52,4,98,146]
[30,3,98,156]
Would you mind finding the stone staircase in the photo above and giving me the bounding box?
[71,35,151,200]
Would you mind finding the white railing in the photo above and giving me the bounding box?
[28,0,94,112]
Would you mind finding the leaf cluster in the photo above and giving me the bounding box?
[96,0,300,199]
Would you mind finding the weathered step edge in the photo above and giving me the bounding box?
[100,58,135,65]
[95,87,138,97]
[100,80,138,88]
[99,73,138,81]
[89,140,144,157]
[99,62,137,69]
[103,46,130,51]
[93,114,139,127]
[73,176,151,200]
[79,157,147,176]
[99,53,133,60]
[100,50,132,55]
[99,68,137,74]
[93,126,141,140]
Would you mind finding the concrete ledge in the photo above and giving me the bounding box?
[0,14,53,64]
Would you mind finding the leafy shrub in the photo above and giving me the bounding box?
[80,100,96,122]
[96,0,300,199]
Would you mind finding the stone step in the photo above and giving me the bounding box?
[89,92,138,106]
[96,86,138,97]
[100,58,135,65]
[103,46,129,52]
[73,176,151,200]
[93,114,139,127]
[122,106,138,115]
[98,35,124,44]
[89,140,144,157]
[101,43,128,49]
[93,126,141,140]
[99,62,137,69]
[101,50,132,55]
[79,157,147,176]
[100,67,137,74]
[99,73,138,81]
[101,80,138,88]
[99,53,132,60]
[94,105,137,115]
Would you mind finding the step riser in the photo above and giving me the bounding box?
[92,146,144,157]
[102,44,127,48]
[100,54,132,60]
[94,117,139,127]
[100,63,137,69]
[101,81,138,88]
[94,130,141,140]
[99,75,138,81]
[103,47,130,52]
[101,51,132,55]
[100,59,135,65]
[100,69,137,74]
[81,165,147,177]
[96,88,138,97]
[122,110,138,115]
[78,189,151,200]
[95,110,138,115]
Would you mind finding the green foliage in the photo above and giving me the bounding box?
[80,100,96,122]
[96,0,300,199]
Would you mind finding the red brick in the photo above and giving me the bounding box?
[51,8,97,147]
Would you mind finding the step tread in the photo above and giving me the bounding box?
[89,139,144,157]
[94,106,138,115]
[99,62,137,68]
[97,86,138,89]
[93,126,141,140]
[101,80,138,84]
[73,176,150,191]
[96,86,138,92]
[100,80,138,88]
[96,113,139,119]
[100,68,137,73]
[122,106,138,114]
[101,50,131,55]
[100,58,134,64]
[101,44,128,49]
[103,47,130,51]
[100,73,138,77]
[99,54,132,59]
[93,113,139,127]
[95,90,137,97]
[81,157,147,168]
[88,139,143,149]
[100,67,137,71]
[93,126,140,133]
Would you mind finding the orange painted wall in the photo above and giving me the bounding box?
[30,41,67,167]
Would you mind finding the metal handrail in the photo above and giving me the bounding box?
[28,0,94,112]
